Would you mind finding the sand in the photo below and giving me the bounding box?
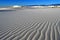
[0,8,60,40]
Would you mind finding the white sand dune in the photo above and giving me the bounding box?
[0,8,13,10]
[0,8,60,40]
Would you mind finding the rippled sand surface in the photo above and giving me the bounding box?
[0,8,60,40]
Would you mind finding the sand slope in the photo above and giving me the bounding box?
[0,8,60,40]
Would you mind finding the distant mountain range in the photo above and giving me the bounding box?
[50,4,60,6]
[0,4,60,8]
[25,4,60,6]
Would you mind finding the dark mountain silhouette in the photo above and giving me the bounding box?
[25,4,60,6]
[49,4,60,6]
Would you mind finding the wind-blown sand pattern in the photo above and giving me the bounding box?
[0,8,60,40]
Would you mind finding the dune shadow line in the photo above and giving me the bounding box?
[0,10,15,12]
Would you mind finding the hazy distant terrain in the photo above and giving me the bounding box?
[0,8,60,40]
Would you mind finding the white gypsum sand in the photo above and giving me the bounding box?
[0,8,60,40]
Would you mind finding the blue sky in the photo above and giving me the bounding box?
[0,0,60,6]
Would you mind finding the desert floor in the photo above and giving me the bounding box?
[0,8,60,40]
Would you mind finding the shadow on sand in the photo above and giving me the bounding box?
[0,10,15,12]
[58,21,60,40]
[58,21,60,27]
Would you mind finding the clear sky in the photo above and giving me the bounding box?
[0,0,60,6]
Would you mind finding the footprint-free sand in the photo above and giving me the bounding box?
[0,8,60,40]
